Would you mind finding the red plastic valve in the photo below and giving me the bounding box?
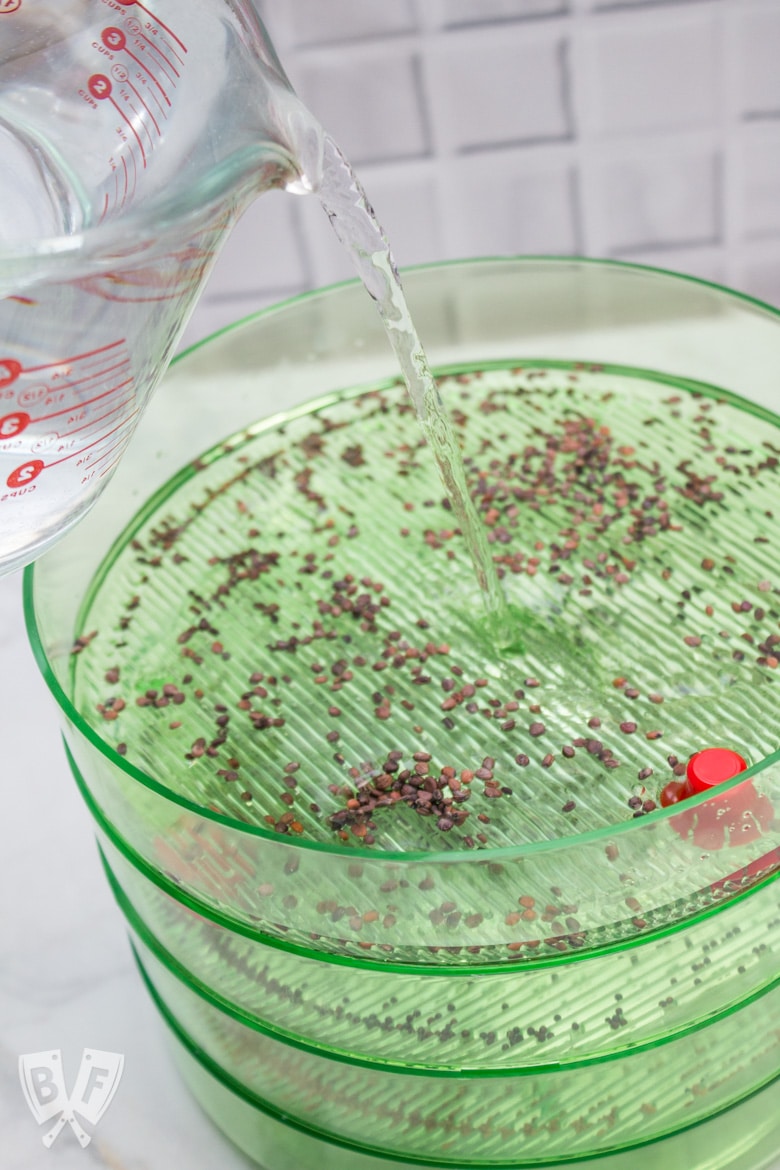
[686,747,748,794]
[660,746,773,852]
[660,746,747,808]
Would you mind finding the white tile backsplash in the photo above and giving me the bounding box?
[586,0,712,10]
[284,0,418,47]
[595,145,720,253]
[295,50,430,165]
[739,242,780,307]
[740,124,780,239]
[444,155,579,255]
[203,191,309,298]
[737,5,780,118]
[586,10,718,136]
[441,0,570,26]
[426,33,572,152]
[186,0,780,345]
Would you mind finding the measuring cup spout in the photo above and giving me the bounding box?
[225,2,325,194]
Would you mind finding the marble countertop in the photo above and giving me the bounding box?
[0,570,257,1169]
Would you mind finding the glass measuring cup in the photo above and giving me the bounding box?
[0,0,323,575]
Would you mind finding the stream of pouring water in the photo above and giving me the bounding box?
[316,136,512,644]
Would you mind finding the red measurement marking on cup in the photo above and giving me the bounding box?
[88,16,185,217]
[121,154,131,203]
[104,46,160,135]
[78,247,214,303]
[0,359,22,389]
[20,339,126,375]
[87,422,138,477]
[0,412,31,438]
[0,0,22,14]
[65,413,135,471]
[124,16,182,83]
[7,460,44,487]
[1,341,136,489]
[102,31,163,135]
[101,158,123,221]
[112,65,158,147]
[112,0,188,56]
[113,59,165,126]
[88,74,147,167]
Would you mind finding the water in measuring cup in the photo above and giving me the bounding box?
[0,242,225,571]
[0,0,316,575]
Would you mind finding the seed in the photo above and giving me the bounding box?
[529,721,545,737]
[620,721,637,734]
